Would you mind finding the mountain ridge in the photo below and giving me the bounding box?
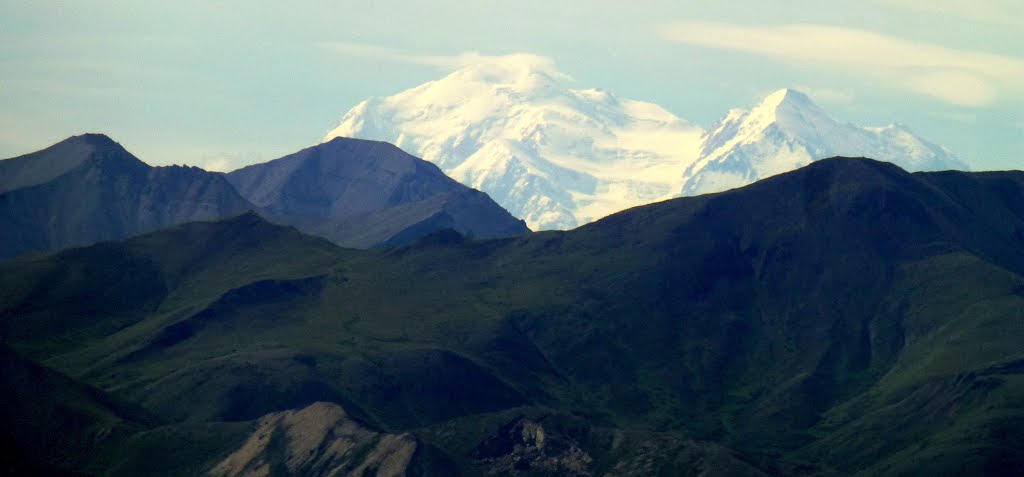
[0,133,146,194]
[224,136,529,248]
[2,157,1022,475]
[0,134,254,259]
[683,88,967,195]
[0,134,529,258]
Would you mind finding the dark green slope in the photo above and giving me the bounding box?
[0,211,344,359]
[0,344,155,475]
[2,158,1023,475]
[0,343,258,477]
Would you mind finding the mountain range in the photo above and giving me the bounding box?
[0,134,527,258]
[325,56,966,230]
[3,157,1022,476]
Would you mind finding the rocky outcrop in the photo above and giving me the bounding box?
[210,402,417,477]
[468,414,770,477]
[473,417,593,476]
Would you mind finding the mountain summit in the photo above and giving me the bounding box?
[0,134,253,258]
[0,133,145,194]
[328,75,967,229]
[225,137,529,247]
[324,54,704,230]
[681,88,967,195]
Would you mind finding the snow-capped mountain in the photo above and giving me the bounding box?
[325,55,967,230]
[682,88,967,195]
[324,55,703,230]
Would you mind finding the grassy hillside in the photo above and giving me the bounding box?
[2,158,1023,475]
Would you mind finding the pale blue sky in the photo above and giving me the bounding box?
[1,1,1021,170]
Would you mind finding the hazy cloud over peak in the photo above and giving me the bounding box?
[0,2,1018,171]
[659,21,1024,107]
[316,41,567,78]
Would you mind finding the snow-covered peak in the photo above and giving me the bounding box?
[758,88,814,109]
[381,54,570,113]
[681,88,967,195]
[324,56,704,230]
[572,88,617,104]
[325,68,967,229]
[743,88,834,136]
[444,54,570,90]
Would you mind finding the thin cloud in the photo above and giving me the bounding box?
[316,41,477,68]
[659,21,1024,107]
[198,152,260,173]
[201,157,232,172]
[316,41,570,79]
[931,111,977,123]
[876,0,1024,27]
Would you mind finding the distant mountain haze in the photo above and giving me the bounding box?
[326,56,967,230]
[0,134,252,259]
[224,137,529,248]
[0,134,528,258]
